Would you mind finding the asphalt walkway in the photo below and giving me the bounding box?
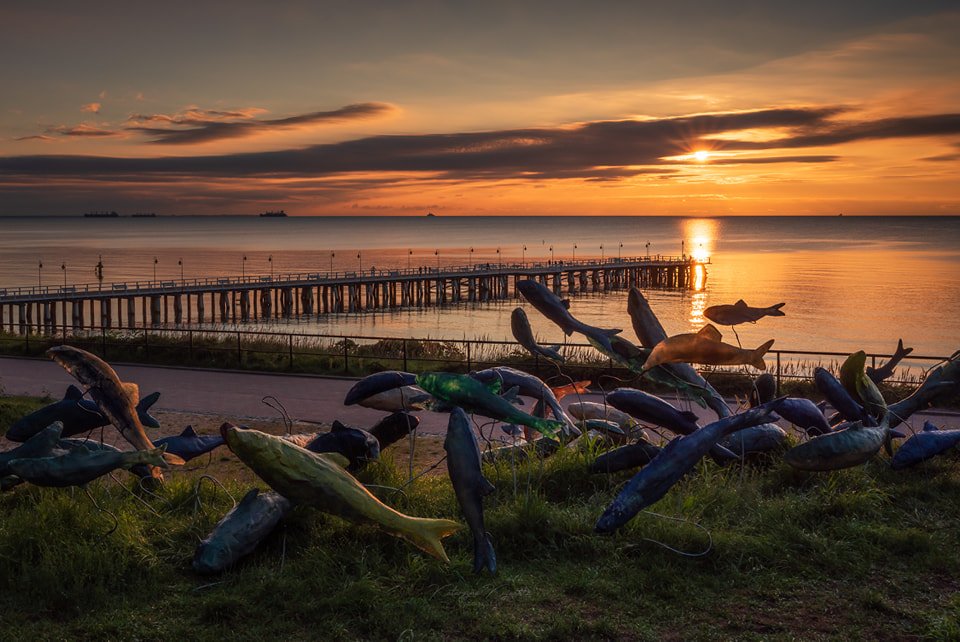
[1,357,957,436]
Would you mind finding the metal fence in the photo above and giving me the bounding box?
[0,324,949,389]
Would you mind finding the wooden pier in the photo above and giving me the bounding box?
[0,256,707,335]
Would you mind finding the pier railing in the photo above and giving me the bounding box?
[0,255,700,300]
[0,324,949,392]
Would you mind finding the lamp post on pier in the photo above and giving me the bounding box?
[268,255,273,279]
[435,249,440,272]
[645,241,650,258]
[329,251,334,274]
[153,257,158,282]
[497,247,501,269]
[619,242,623,260]
[469,247,474,269]
[600,244,604,262]
[522,244,527,267]
[178,258,184,285]
[408,249,413,271]
[357,251,362,275]
[38,260,43,288]
[549,245,554,262]
[572,244,577,261]
[242,255,247,279]
[61,262,67,288]
[681,240,685,259]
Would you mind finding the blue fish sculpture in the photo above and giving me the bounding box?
[155,426,225,462]
[721,423,788,455]
[814,368,875,426]
[891,421,960,470]
[516,279,621,353]
[595,402,781,533]
[7,385,161,442]
[606,388,738,464]
[0,423,63,477]
[776,397,832,436]
[588,440,662,474]
[305,421,380,471]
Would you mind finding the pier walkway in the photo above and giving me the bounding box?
[0,256,707,335]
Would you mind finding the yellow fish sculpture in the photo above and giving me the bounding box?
[221,423,462,562]
[641,324,774,373]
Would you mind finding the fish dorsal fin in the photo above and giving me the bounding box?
[734,299,747,307]
[561,299,571,309]
[697,324,723,342]
[922,421,939,432]
[331,420,349,432]
[479,477,496,496]
[181,425,198,438]
[239,488,260,506]
[317,451,350,468]
[121,382,140,404]
[64,385,84,401]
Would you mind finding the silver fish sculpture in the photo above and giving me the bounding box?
[445,408,496,574]
[8,444,168,487]
[510,307,564,363]
[703,299,785,326]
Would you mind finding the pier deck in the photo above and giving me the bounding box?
[0,256,707,335]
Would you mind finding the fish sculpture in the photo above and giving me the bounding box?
[445,408,497,574]
[703,300,785,326]
[305,421,380,471]
[595,402,782,533]
[57,439,121,453]
[891,421,960,470]
[470,367,579,438]
[628,288,730,419]
[784,420,905,472]
[749,373,778,407]
[867,339,913,384]
[344,371,418,406]
[7,385,161,443]
[575,419,629,443]
[516,279,621,353]
[510,307,564,363]
[775,398,832,436]
[45,345,183,480]
[814,367,875,426]
[588,439,662,474]
[193,488,293,575]
[357,386,432,412]
[220,424,462,561]
[0,423,63,477]
[155,426,225,462]
[568,401,640,431]
[839,351,887,420]
[606,388,737,464]
[721,424,788,455]
[416,372,565,437]
[369,412,420,449]
[641,324,774,373]
[886,357,960,429]
[8,444,169,487]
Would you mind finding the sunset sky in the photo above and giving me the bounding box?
[1,1,958,216]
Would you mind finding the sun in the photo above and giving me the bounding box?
[693,150,710,162]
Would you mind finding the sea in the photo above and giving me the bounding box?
[1,215,958,359]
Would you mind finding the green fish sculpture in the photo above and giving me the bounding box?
[8,444,169,487]
[784,419,904,471]
[839,351,887,420]
[221,423,462,562]
[415,372,565,437]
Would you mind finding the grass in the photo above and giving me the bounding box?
[2,399,960,639]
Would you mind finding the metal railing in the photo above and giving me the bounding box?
[0,324,948,389]
[0,255,703,300]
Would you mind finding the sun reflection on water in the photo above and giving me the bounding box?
[689,290,708,326]
[682,218,717,263]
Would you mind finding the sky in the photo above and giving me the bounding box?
[0,0,958,216]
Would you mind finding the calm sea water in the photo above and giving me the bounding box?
[1,216,958,357]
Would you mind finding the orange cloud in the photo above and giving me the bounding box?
[80,102,101,113]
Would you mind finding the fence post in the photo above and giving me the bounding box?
[188,330,194,363]
[101,325,107,359]
[776,351,782,391]
[288,334,294,371]
[237,331,242,367]
[466,341,471,372]
[24,331,29,356]
[402,339,408,372]
[144,329,149,360]
[343,341,349,375]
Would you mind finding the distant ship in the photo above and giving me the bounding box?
[83,211,119,218]
[132,212,157,218]
[426,212,437,217]
[259,210,288,217]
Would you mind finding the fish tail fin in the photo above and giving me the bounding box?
[751,339,775,370]
[130,446,168,469]
[473,532,497,574]
[602,328,622,337]
[401,517,463,562]
[535,419,566,438]
[766,303,786,316]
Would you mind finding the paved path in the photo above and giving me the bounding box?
[2,357,957,437]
